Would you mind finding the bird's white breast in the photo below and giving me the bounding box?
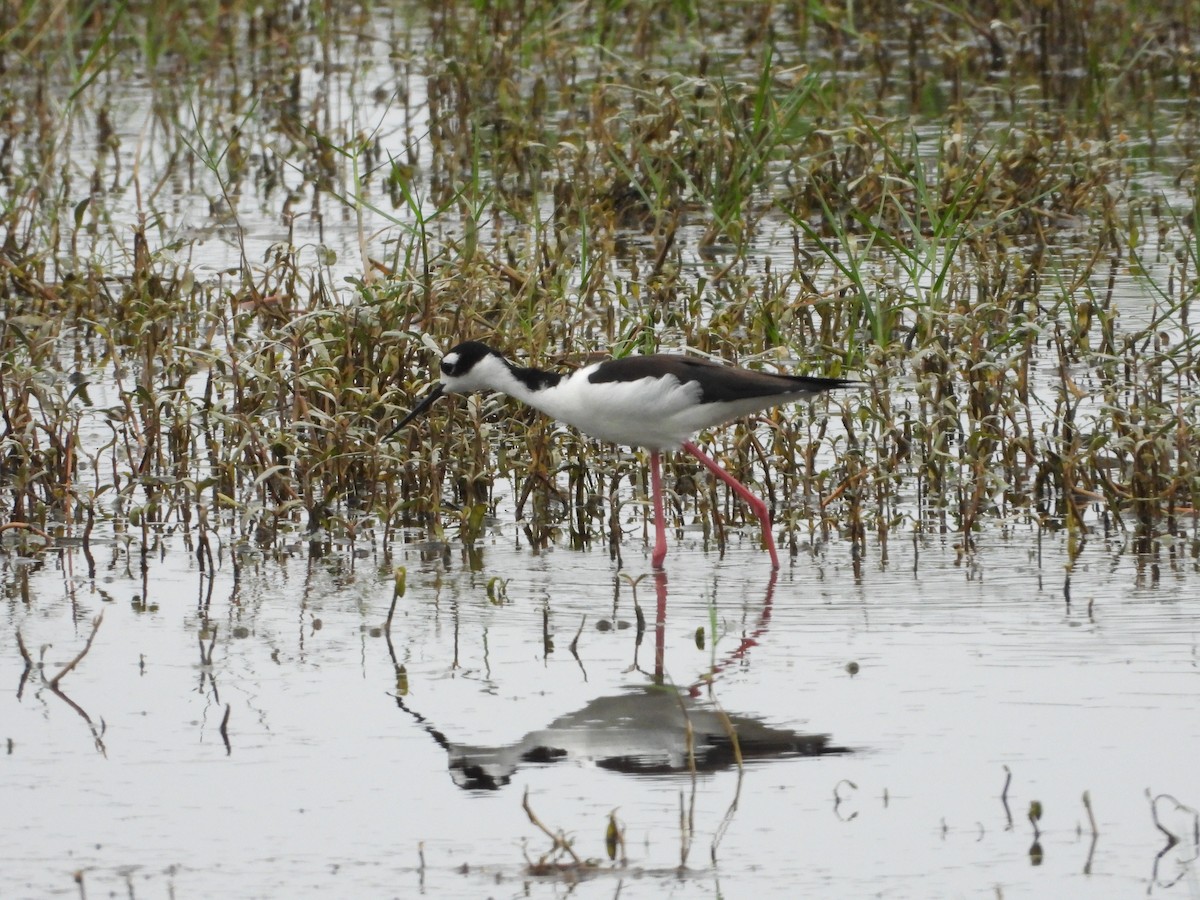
[526,364,719,450]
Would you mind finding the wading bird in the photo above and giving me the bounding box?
[391,341,853,569]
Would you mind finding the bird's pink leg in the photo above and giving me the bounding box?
[649,450,669,570]
[653,571,668,683]
[681,440,780,569]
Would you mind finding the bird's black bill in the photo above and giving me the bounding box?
[384,383,444,441]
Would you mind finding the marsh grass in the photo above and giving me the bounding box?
[1,0,1199,576]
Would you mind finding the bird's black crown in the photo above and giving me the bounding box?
[441,341,497,377]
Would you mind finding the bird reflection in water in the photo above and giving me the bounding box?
[391,571,849,790]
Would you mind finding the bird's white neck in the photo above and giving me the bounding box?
[445,353,563,412]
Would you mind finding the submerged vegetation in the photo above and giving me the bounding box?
[2,0,1200,577]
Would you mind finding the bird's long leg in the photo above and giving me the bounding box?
[653,571,668,682]
[681,440,780,569]
[649,450,669,570]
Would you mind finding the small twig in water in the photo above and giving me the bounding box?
[833,779,859,821]
[1082,791,1099,876]
[1083,790,1099,838]
[708,687,744,864]
[385,566,406,635]
[569,614,586,656]
[1000,765,1014,830]
[199,623,218,666]
[522,788,582,867]
[1028,800,1043,841]
[1148,789,1179,848]
[1146,789,1199,849]
[15,628,33,698]
[15,628,32,666]
[568,614,588,681]
[49,612,104,690]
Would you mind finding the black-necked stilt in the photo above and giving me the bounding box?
[391,340,853,569]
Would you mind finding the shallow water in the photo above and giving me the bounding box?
[5,520,1200,899]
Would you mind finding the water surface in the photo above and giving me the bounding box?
[6,524,1199,898]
